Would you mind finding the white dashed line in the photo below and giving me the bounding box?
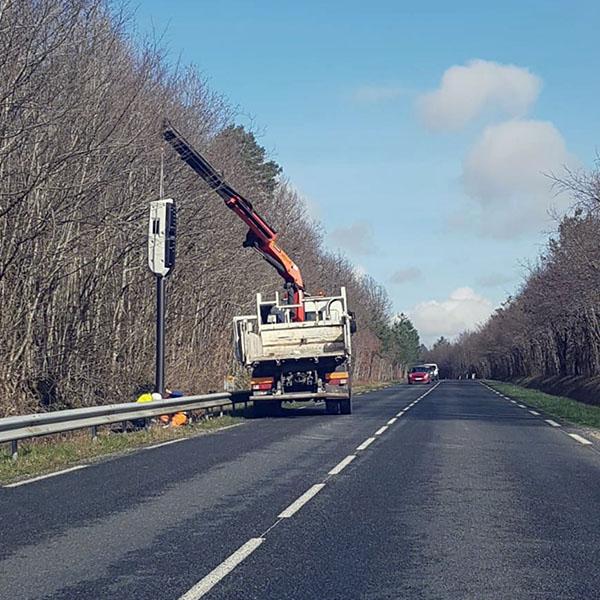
[328,455,356,475]
[3,465,88,488]
[356,437,376,451]
[568,433,593,446]
[178,537,264,599]
[387,418,397,425]
[529,410,540,416]
[545,419,561,427]
[510,400,517,404]
[278,484,326,518]
[517,404,526,408]
[396,411,405,417]
[374,426,388,436]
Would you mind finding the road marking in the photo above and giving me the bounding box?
[328,455,356,475]
[3,465,88,488]
[568,433,593,445]
[510,400,517,404]
[545,419,561,427]
[517,404,526,408]
[529,410,540,416]
[375,425,388,436]
[356,437,375,451]
[144,438,188,450]
[278,484,326,518]
[387,417,397,425]
[396,411,405,417]
[179,537,264,599]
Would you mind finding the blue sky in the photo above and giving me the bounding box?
[133,0,600,344]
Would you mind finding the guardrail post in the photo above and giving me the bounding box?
[11,440,18,460]
[91,425,98,441]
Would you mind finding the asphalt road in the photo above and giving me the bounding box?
[1,382,599,599]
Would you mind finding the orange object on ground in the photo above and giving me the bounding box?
[171,412,188,427]
[159,414,170,424]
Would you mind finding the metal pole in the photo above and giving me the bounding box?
[155,274,166,396]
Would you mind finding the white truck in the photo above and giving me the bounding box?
[234,289,354,415]
[164,122,354,415]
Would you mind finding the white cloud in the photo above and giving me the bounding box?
[352,84,406,104]
[329,221,377,256]
[390,267,422,284]
[417,59,541,131]
[407,287,495,345]
[460,119,577,237]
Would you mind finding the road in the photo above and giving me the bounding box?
[1,382,599,599]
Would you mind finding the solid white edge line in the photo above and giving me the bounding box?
[529,410,540,416]
[144,438,188,450]
[374,426,388,436]
[356,437,375,451]
[178,537,264,600]
[545,419,561,427]
[278,484,326,518]
[328,454,357,475]
[568,433,593,445]
[387,418,397,425]
[4,465,88,488]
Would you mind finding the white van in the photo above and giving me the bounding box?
[422,363,439,380]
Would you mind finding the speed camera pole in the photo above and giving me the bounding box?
[148,198,177,396]
[155,274,166,395]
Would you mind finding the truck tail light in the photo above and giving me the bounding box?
[326,372,349,386]
[251,377,274,391]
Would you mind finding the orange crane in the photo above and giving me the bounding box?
[163,121,305,321]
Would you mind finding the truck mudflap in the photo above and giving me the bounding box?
[251,391,350,402]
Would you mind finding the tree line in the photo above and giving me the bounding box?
[0,0,420,416]
[425,164,600,399]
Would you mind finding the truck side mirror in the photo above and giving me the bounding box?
[348,311,357,334]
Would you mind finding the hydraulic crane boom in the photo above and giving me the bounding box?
[163,121,305,320]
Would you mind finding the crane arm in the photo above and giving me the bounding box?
[163,122,305,318]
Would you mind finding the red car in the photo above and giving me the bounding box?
[408,366,432,384]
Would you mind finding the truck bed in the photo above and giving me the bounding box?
[242,320,346,363]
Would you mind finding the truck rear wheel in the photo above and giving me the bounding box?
[325,399,340,415]
[339,397,352,415]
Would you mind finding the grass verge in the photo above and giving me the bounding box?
[486,380,600,429]
[0,415,242,485]
[353,380,404,394]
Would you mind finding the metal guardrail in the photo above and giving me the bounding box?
[0,391,250,458]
